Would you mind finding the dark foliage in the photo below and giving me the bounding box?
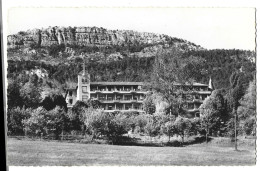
[41,93,68,112]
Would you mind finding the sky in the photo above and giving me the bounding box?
[7,7,256,50]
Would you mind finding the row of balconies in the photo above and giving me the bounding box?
[101,106,143,111]
[90,89,147,93]
[96,98,144,103]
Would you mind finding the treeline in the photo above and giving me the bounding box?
[8,48,255,90]
[7,56,155,84]
[182,49,256,89]
[7,100,203,145]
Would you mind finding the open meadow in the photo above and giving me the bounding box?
[7,137,256,166]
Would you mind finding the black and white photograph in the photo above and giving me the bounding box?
[2,0,257,168]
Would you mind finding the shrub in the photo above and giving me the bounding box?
[45,107,69,139]
[7,107,32,135]
[68,101,89,132]
[161,121,176,142]
[133,114,149,133]
[144,116,161,137]
[143,94,156,114]
[84,108,130,143]
[22,107,48,137]
[84,108,109,139]
[22,106,69,139]
[174,117,192,144]
[189,117,202,136]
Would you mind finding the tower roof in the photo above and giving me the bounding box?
[78,70,90,76]
[208,77,214,90]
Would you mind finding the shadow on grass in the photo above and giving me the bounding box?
[9,135,213,147]
[111,136,212,147]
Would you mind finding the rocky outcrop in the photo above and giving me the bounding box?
[7,26,202,51]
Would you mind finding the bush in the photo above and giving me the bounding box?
[46,107,70,139]
[143,94,156,114]
[174,117,192,144]
[133,114,149,133]
[161,121,176,142]
[84,108,110,139]
[22,106,69,139]
[84,108,131,143]
[7,107,32,135]
[68,101,89,132]
[22,107,48,137]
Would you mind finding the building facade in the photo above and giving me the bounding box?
[65,68,213,115]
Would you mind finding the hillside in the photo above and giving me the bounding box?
[7,26,256,95]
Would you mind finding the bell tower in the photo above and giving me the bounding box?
[77,58,90,102]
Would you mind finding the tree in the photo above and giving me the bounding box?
[22,106,69,139]
[106,113,130,144]
[7,107,32,135]
[226,72,246,150]
[84,108,108,140]
[174,117,192,145]
[237,79,256,136]
[150,48,203,116]
[161,121,176,142]
[143,93,156,114]
[20,82,42,108]
[22,107,48,137]
[7,79,24,109]
[189,117,202,136]
[133,114,149,134]
[83,108,130,144]
[68,101,89,132]
[46,106,69,139]
[41,93,68,112]
[199,90,228,140]
[144,117,160,137]
[87,98,101,109]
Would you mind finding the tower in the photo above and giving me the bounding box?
[208,77,214,91]
[77,58,90,102]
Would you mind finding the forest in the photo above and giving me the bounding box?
[6,42,256,147]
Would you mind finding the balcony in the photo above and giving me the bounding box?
[131,99,138,103]
[113,89,119,93]
[193,99,203,103]
[113,99,120,103]
[130,89,136,93]
[95,90,101,93]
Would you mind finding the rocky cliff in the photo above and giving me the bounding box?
[7,26,202,51]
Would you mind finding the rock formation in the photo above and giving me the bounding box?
[7,26,202,51]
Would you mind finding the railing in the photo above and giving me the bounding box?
[90,89,148,93]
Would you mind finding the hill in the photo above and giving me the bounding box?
[6,26,256,94]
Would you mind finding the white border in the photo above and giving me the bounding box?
[2,0,258,171]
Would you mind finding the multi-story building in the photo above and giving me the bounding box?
[65,66,213,116]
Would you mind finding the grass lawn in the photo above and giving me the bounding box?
[7,137,256,166]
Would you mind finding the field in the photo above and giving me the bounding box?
[7,137,256,166]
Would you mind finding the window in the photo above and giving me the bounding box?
[69,91,72,96]
[82,77,88,84]
[82,86,88,93]
[82,95,88,102]
[69,99,73,104]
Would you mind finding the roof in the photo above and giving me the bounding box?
[90,82,145,86]
[65,81,208,88]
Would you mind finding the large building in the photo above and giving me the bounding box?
[65,65,213,115]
